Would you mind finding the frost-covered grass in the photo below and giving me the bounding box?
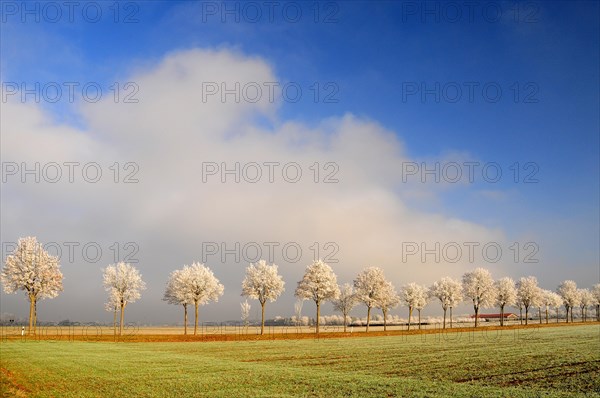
[1,324,598,397]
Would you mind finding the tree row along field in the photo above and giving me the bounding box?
[3,237,600,339]
[1,325,598,397]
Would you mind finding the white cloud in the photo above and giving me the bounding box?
[2,48,513,322]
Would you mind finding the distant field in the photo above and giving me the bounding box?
[1,319,589,341]
[1,324,599,397]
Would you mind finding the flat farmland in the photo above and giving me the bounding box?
[0,320,581,342]
[1,324,599,397]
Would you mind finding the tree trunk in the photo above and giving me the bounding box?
[556,308,559,323]
[500,304,505,327]
[260,301,266,335]
[545,307,549,324]
[442,308,447,329]
[33,300,37,335]
[418,309,422,330]
[383,309,387,332]
[519,307,523,325]
[566,306,569,323]
[474,304,479,328]
[570,307,574,323]
[316,301,321,334]
[183,303,188,335]
[538,308,542,324]
[407,306,412,331]
[580,307,584,322]
[194,302,199,335]
[366,306,371,332]
[450,307,453,328]
[28,295,34,335]
[343,313,347,333]
[525,306,529,325]
[113,307,117,339]
[119,304,125,336]
[596,305,599,322]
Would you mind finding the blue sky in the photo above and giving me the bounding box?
[1,1,599,323]
[3,1,598,219]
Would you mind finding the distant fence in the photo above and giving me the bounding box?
[0,318,577,343]
[0,323,140,342]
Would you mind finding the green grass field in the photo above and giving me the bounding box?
[1,324,599,397]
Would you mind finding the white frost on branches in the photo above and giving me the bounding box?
[103,262,146,307]
[332,283,358,332]
[578,288,593,321]
[295,260,340,333]
[375,279,400,331]
[557,280,579,322]
[241,260,285,334]
[240,300,251,326]
[163,268,195,334]
[400,283,427,330]
[103,262,146,335]
[541,289,562,323]
[591,284,600,321]
[495,277,517,326]
[516,276,541,325]
[429,277,462,329]
[462,268,495,327]
[182,263,224,307]
[178,263,224,334]
[1,236,63,333]
[353,267,395,332]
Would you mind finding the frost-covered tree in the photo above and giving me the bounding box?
[557,280,578,323]
[353,267,391,332]
[578,289,593,322]
[447,280,463,329]
[295,260,340,334]
[375,280,400,332]
[400,283,427,331]
[495,277,517,326]
[240,300,251,328]
[592,284,600,322]
[332,283,358,332]
[516,276,541,325]
[536,297,544,324]
[241,260,285,335]
[548,291,563,323]
[414,286,428,330]
[103,262,146,336]
[462,268,495,327]
[539,289,558,324]
[163,268,193,335]
[1,237,63,334]
[429,277,462,329]
[180,263,224,335]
